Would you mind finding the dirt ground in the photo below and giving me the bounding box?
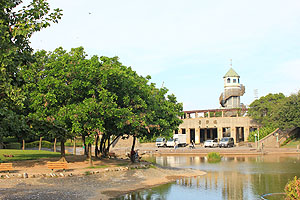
[0,154,205,200]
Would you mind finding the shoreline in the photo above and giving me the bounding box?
[93,166,206,199]
[0,156,206,200]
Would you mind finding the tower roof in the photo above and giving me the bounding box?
[223,68,240,78]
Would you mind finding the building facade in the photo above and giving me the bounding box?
[176,68,259,145]
[176,109,260,144]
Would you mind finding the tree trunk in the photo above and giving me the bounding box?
[99,134,106,155]
[88,143,93,167]
[73,138,76,155]
[54,138,57,152]
[39,137,42,151]
[22,140,25,150]
[95,135,99,158]
[82,135,87,156]
[130,135,136,163]
[59,139,67,162]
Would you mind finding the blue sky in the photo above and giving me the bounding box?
[28,0,300,110]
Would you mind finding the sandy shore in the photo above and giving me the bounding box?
[0,155,205,200]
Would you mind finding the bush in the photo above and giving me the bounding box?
[285,176,300,200]
[2,137,18,143]
[248,126,276,142]
[207,152,221,163]
[26,141,53,149]
[5,142,21,149]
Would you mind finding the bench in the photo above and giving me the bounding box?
[47,162,68,172]
[0,163,13,173]
[108,152,117,158]
[3,154,14,157]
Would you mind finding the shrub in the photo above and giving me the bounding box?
[2,137,18,143]
[248,126,276,142]
[285,176,300,200]
[207,152,221,163]
[26,141,53,149]
[5,143,21,149]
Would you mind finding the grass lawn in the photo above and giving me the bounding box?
[0,149,60,162]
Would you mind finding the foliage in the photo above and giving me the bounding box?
[20,47,183,161]
[207,152,221,163]
[0,149,60,161]
[4,142,21,149]
[248,126,277,142]
[2,136,18,143]
[248,93,285,127]
[0,0,62,143]
[285,176,300,200]
[25,140,53,148]
[248,92,300,134]
[274,92,300,130]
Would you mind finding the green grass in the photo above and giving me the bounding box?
[207,152,222,163]
[86,165,109,169]
[116,163,129,166]
[0,149,60,162]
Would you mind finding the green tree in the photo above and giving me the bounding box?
[0,0,62,144]
[275,92,300,130]
[248,93,286,127]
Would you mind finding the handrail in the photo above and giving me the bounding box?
[260,192,285,200]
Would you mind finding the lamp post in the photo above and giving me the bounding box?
[257,128,260,149]
[276,133,279,148]
[255,133,257,149]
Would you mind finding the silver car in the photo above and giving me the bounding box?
[204,139,219,148]
[219,137,234,148]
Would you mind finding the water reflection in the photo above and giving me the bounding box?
[115,155,300,200]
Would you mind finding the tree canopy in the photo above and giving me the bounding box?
[248,92,300,130]
[0,0,62,143]
[20,47,183,161]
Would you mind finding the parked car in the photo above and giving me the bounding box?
[166,138,176,147]
[219,137,234,148]
[156,137,166,147]
[204,139,219,148]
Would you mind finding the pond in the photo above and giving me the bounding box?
[115,154,300,200]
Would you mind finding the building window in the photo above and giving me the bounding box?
[233,79,236,83]
[175,130,178,134]
[182,129,186,134]
[238,79,240,83]
[227,78,230,83]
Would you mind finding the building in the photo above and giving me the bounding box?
[176,68,259,145]
[219,68,245,109]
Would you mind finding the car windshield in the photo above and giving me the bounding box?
[156,138,163,142]
[221,138,229,142]
[168,139,174,142]
[206,140,213,142]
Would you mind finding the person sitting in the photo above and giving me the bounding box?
[189,140,195,149]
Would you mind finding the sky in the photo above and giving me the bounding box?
[28,0,300,110]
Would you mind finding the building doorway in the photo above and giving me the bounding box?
[200,129,205,143]
[212,128,218,139]
[222,127,231,137]
[190,128,195,143]
[236,127,244,143]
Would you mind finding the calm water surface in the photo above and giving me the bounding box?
[115,154,300,200]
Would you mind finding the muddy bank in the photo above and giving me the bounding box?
[0,158,205,200]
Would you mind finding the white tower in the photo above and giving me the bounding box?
[219,68,245,108]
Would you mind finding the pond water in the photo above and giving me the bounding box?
[115,154,300,200]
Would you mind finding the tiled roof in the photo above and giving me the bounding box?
[223,68,240,78]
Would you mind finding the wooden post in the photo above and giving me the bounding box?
[54,138,57,152]
[73,138,76,155]
[39,137,42,151]
[22,140,25,150]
